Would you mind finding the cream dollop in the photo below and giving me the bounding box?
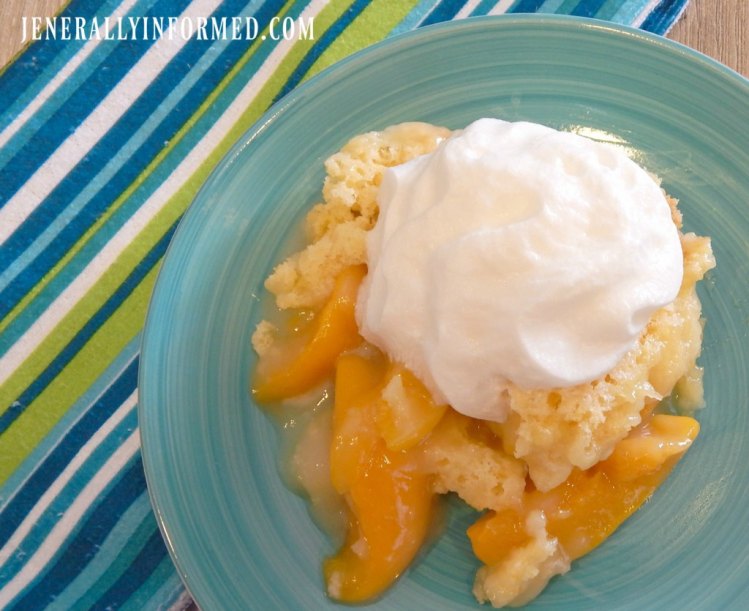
[356,118,683,422]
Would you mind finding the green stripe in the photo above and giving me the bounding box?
[306,0,420,77]
[0,0,357,406]
[0,0,349,343]
[0,0,309,409]
[0,0,363,482]
[0,0,298,338]
[199,0,359,157]
[0,265,157,482]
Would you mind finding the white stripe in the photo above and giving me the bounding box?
[631,0,661,27]
[0,0,328,386]
[0,0,223,245]
[0,0,140,150]
[0,428,140,606]
[454,0,483,19]
[0,391,137,566]
[489,0,515,15]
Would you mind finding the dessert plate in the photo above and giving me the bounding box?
[139,15,749,610]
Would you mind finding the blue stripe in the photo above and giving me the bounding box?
[0,0,235,166]
[49,493,155,610]
[273,0,374,102]
[420,0,465,26]
[0,0,110,119]
[0,0,192,208]
[0,2,313,357]
[0,120,206,356]
[7,456,148,610]
[510,0,546,11]
[538,0,566,13]
[90,527,168,610]
[570,0,608,17]
[389,0,441,35]
[4,0,429,427]
[470,0,502,16]
[139,557,190,610]
[0,0,356,351]
[641,0,688,34]
[0,357,138,548]
[0,0,162,165]
[0,336,140,500]
[0,221,175,436]
[0,0,261,320]
[0,409,139,584]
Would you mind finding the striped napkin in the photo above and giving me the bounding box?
[0,1,691,609]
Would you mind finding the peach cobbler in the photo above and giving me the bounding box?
[250,120,715,607]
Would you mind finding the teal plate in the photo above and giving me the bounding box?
[139,15,749,610]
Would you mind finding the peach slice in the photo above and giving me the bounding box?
[252,265,366,402]
[329,350,387,493]
[326,351,436,602]
[469,414,699,565]
[376,365,448,452]
[601,414,700,481]
[324,442,434,603]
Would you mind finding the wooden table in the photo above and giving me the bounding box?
[1,1,747,77]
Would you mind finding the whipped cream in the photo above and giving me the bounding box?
[356,118,684,422]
